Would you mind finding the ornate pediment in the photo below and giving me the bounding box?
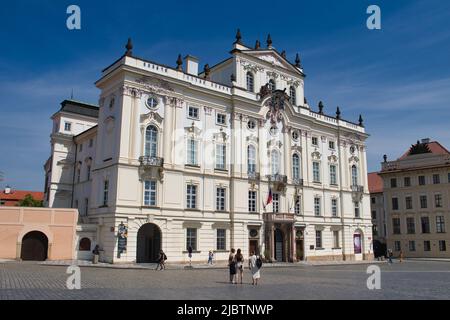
[213,129,228,142]
[311,151,321,160]
[246,135,258,144]
[291,145,302,153]
[328,155,338,163]
[349,155,359,163]
[140,111,163,124]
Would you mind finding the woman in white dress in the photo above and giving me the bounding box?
[248,250,261,285]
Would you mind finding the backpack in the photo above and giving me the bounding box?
[163,253,167,260]
[256,256,262,269]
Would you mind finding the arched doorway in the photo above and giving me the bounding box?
[20,231,48,261]
[136,223,161,263]
[274,229,284,262]
[353,230,363,261]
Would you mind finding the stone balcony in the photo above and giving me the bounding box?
[247,171,260,181]
[351,185,364,193]
[139,156,164,167]
[138,156,164,180]
[266,174,288,192]
[351,184,364,202]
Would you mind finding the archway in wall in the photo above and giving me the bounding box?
[136,223,161,263]
[274,229,285,262]
[20,231,49,261]
[353,230,363,260]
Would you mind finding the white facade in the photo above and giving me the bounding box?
[45,35,372,263]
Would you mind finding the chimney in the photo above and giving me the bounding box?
[421,138,430,144]
[184,55,199,76]
[4,185,11,194]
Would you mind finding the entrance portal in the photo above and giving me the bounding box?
[20,231,48,261]
[296,240,304,261]
[136,223,161,263]
[274,229,284,261]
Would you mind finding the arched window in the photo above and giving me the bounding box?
[268,79,276,92]
[289,86,296,105]
[246,72,254,92]
[271,150,280,175]
[247,145,256,173]
[292,154,300,179]
[351,165,358,186]
[145,125,158,157]
[79,238,91,251]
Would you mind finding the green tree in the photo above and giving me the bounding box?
[16,194,44,207]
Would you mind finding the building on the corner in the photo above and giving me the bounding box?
[379,138,450,258]
[44,31,373,264]
[368,172,386,257]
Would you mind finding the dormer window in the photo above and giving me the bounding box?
[268,79,276,92]
[289,86,296,105]
[246,72,254,92]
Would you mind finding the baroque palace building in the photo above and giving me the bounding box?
[44,31,372,264]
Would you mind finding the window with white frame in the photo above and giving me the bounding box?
[354,201,360,218]
[393,218,401,234]
[145,125,158,157]
[313,162,320,182]
[329,164,337,185]
[420,195,427,209]
[186,228,197,251]
[186,184,197,209]
[188,106,199,119]
[216,113,226,125]
[433,174,440,184]
[215,144,226,170]
[247,145,256,173]
[439,240,446,251]
[271,150,280,175]
[217,229,226,250]
[103,180,109,206]
[314,197,321,216]
[144,180,157,206]
[331,198,338,217]
[216,187,226,211]
[272,193,279,213]
[333,230,340,248]
[246,72,254,92]
[409,240,416,251]
[436,216,445,233]
[406,217,415,234]
[435,194,443,208]
[315,230,322,248]
[186,138,198,165]
[351,165,358,186]
[248,190,257,212]
[289,86,296,105]
[64,122,72,131]
[329,140,335,150]
[312,137,318,146]
[292,154,300,179]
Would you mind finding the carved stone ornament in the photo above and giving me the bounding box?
[328,155,338,163]
[349,155,359,163]
[140,111,163,125]
[135,76,174,93]
[264,90,288,126]
[291,145,302,153]
[204,106,213,115]
[311,151,321,160]
[213,130,228,142]
[242,61,265,73]
[266,71,279,79]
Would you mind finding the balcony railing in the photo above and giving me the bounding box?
[351,185,364,193]
[264,212,295,222]
[139,156,164,167]
[266,174,288,184]
[292,178,304,186]
[248,171,260,181]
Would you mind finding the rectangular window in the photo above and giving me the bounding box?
[433,174,440,184]
[354,202,360,218]
[87,165,91,181]
[405,196,413,210]
[406,217,415,234]
[313,162,320,183]
[216,113,226,125]
[394,241,401,251]
[404,177,411,187]
[331,198,338,217]
[333,231,339,248]
[424,240,431,251]
[439,240,447,251]
[372,225,378,236]
[315,230,322,248]
[392,197,399,210]
[84,198,89,216]
[103,180,109,206]
[188,106,199,119]
[77,168,81,183]
[371,197,376,204]
[186,185,197,209]
[371,210,377,219]
[79,143,83,153]
[409,241,416,252]
[89,139,93,147]
[144,181,157,206]
[393,218,401,234]
[294,196,301,215]
[421,217,430,233]
[187,138,198,165]
[435,194,442,208]
[329,141,335,150]
[448,172,450,183]
[419,175,426,185]
[329,165,337,185]
[217,229,226,250]
[215,144,226,170]
[186,228,197,251]
[272,193,279,213]
[314,197,321,216]
[248,191,257,212]
[390,178,397,188]
[312,137,318,146]
[216,187,226,211]
[436,216,445,233]
[64,122,71,131]
[420,195,427,209]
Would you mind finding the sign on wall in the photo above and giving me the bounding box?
[117,223,128,257]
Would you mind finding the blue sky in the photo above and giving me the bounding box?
[1,0,450,190]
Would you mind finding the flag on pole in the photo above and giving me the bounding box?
[266,188,273,205]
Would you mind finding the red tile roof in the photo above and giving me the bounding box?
[368,172,383,194]
[0,190,44,206]
[398,141,450,160]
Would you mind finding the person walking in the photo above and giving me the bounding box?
[235,248,244,284]
[228,248,236,284]
[399,250,403,263]
[387,249,393,264]
[188,245,193,267]
[156,250,167,270]
[248,250,261,286]
[208,250,214,265]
